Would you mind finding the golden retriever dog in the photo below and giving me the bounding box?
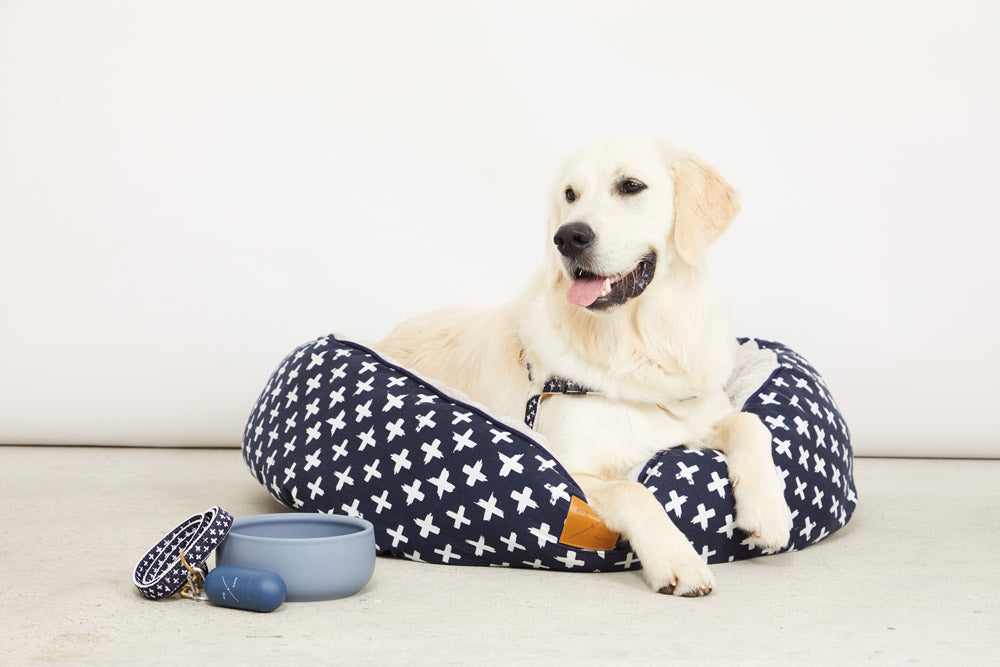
[376,136,793,596]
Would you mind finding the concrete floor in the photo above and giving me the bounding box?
[0,446,997,665]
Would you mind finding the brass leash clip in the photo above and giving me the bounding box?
[178,551,209,601]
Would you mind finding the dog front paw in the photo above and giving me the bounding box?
[739,520,791,553]
[643,550,715,597]
[733,469,793,552]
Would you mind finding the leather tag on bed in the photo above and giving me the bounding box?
[559,496,620,551]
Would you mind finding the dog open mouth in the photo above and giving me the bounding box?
[566,251,657,309]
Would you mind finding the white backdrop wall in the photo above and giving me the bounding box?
[1,1,998,456]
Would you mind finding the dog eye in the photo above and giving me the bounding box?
[617,179,647,196]
[565,187,577,203]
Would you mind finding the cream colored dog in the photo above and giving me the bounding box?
[376,136,792,596]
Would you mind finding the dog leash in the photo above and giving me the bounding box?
[133,505,234,601]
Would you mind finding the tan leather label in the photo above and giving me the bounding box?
[559,495,620,551]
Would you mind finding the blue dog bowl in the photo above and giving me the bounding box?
[215,514,375,601]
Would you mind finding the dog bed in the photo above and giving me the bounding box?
[242,334,856,571]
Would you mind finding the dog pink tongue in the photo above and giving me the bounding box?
[567,277,606,307]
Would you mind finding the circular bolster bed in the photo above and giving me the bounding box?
[242,334,856,571]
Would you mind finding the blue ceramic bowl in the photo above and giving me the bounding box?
[215,514,375,601]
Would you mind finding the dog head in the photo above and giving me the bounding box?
[547,136,740,312]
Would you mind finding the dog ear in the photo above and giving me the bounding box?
[671,155,740,266]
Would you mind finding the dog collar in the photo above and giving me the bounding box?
[524,372,598,429]
[521,357,702,429]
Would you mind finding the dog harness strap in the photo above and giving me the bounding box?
[133,506,234,600]
[524,375,597,429]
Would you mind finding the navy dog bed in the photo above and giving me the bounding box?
[242,335,856,571]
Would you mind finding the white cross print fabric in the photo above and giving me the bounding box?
[242,335,856,570]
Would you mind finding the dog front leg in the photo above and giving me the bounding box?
[574,473,714,597]
[705,412,793,551]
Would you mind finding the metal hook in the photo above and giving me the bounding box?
[178,551,209,601]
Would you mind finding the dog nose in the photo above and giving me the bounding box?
[553,222,595,259]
